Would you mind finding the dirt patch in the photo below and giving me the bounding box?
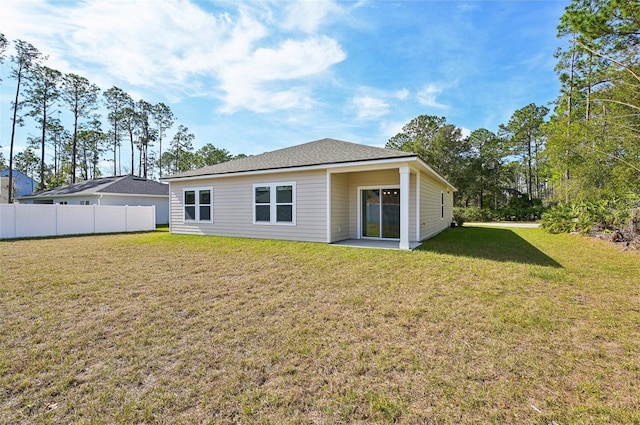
[590,209,640,251]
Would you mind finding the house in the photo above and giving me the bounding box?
[0,170,37,203]
[17,174,169,225]
[163,138,455,250]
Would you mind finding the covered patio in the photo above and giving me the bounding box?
[331,239,423,250]
[327,165,417,250]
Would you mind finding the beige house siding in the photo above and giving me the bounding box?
[409,172,417,242]
[419,172,453,240]
[444,184,454,227]
[329,173,350,242]
[169,170,327,242]
[346,169,400,239]
[168,163,454,246]
[329,168,423,243]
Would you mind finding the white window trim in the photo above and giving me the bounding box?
[252,182,296,226]
[183,186,213,223]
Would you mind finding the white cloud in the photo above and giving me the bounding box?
[61,1,267,89]
[218,36,346,113]
[1,1,259,86]
[417,83,449,109]
[281,0,342,33]
[380,120,407,140]
[0,0,346,113]
[352,96,390,120]
[457,3,479,13]
[347,86,413,121]
[394,88,410,100]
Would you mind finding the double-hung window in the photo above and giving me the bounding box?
[253,182,296,225]
[184,187,213,222]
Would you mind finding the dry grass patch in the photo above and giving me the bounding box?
[1,228,639,424]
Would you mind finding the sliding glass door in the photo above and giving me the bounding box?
[362,188,400,239]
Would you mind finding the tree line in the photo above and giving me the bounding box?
[0,35,243,203]
[3,0,637,210]
[386,105,551,212]
[387,0,639,213]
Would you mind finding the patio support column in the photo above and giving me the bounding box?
[326,170,331,243]
[399,166,410,250]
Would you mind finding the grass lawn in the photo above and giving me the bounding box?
[1,227,639,424]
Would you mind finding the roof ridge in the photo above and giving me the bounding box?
[18,173,168,198]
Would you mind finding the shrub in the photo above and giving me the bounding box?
[541,198,636,234]
[453,211,465,227]
[540,203,579,233]
[454,206,546,223]
[455,207,494,222]
[493,206,546,222]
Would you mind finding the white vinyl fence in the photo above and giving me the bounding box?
[0,204,156,239]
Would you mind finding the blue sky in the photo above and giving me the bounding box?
[1,0,569,174]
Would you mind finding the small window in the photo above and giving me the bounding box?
[276,185,293,222]
[255,186,271,222]
[441,191,444,219]
[184,187,213,222]
[199,190,211,221]
[253,182,296,225]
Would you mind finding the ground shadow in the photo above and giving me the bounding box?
[417,227,562,268]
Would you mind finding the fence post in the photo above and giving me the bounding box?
[14,204,18,239]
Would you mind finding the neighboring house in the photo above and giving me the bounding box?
[163,138,455,250]
[17,175,169,225]
[0,170,37,203]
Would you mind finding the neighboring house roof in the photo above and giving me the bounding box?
[0,169,37,197]
[166,138,417,179]
[17,175,168,200]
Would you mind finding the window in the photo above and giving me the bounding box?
[441,191,444,219]
[184,187,212,222]
[253,182,296,225]
[361,188,400,239]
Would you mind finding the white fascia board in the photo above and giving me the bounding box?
[162,156,420,183]
[326,158,418,174]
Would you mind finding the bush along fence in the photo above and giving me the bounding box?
[0,204,156,239]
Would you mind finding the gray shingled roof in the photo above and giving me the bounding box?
[166,138,417,179]
[19,175,168,199]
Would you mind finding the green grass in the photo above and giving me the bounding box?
[1,228,639,424]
